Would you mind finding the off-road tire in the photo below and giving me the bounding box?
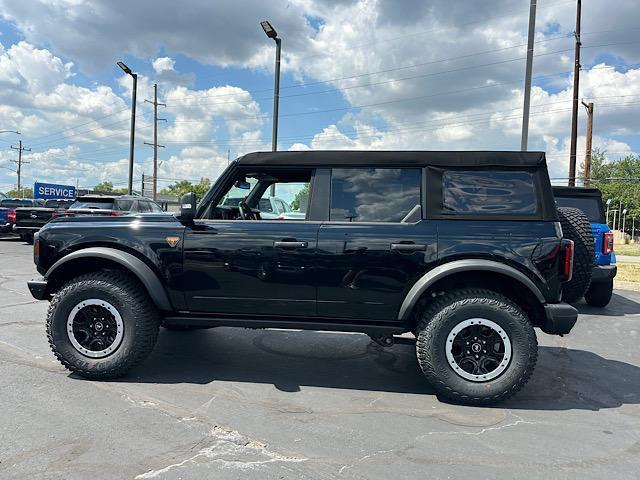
[557,207,594,302]
[584,278,614,307]
[47,271,159,379]
[415,289,538,406]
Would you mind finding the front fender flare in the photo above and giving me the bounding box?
[45,247,172,311]
[398,259,546,321]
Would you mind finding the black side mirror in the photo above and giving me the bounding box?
[179,192,196,223]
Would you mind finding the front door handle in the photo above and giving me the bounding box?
[390,243,426,252]
[274,240,308,248]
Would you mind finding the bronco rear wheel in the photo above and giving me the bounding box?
[47,271,159,379]
[415,289,538,405]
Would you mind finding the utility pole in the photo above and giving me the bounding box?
[521,0,537,151]
[568,0,582,186]
[10,140,31,197]
[582,101,594,186]
[144,83,165,201]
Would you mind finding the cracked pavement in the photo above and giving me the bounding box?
[1,235,639,479]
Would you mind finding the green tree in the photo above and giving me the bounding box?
[93,181,114,193]
[160,178,211,199]
[290,183,310,211]
[582,150,640,229]
[92,181,127,194]
[4,187,33,198]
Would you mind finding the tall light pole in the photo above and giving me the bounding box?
[521,0,537,151]
[606,198,612,227]
[622,208,628,240]
[261,21,281,153]
[117,61,138,195]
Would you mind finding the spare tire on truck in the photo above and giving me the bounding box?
[557,207,594,302]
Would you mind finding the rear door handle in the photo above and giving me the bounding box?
[274,240,308,248]
[390,243,426,252]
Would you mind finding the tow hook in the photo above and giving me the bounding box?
[368,334,394,347]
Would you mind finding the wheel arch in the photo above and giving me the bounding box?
[399,259,546,327]
[44,247,172,311]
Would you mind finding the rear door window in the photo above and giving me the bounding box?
[330,168,422,223]
[442,170,538,215]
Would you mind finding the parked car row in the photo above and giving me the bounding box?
[2,194,165,242]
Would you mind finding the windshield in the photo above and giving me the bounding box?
[0,199,32,208]
[70,199,114,210]
[555,196,605,223]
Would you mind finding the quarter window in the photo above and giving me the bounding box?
[442,170,537,215]
[330,168,422,223]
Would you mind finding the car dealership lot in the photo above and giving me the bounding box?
[1,236,639,480]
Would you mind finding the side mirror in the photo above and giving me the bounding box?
[179,192,196,223]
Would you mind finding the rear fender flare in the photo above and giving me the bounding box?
[398,259,545,321]
[45,247,172,311]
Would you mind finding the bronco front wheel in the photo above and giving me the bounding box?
[47,271,159,379]
[415,289,538,405]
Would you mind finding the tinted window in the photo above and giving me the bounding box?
[0,199,32,207]
[114,200,134,211]
[70,198,114,209]
[442,170,537,215]
[137,201,151,213]
[555,196,604,222]
[275,199,287,213]
[149,202,164,212]
[258,198,274,213]
[330,168,422,222]
[44,199,73,209]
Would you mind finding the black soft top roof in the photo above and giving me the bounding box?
[552,186,602,198]
[237,150,547,168]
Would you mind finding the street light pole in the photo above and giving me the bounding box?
[606,199,612,227]
[261,21,282,197]
[520,0,537,151]
[622,209,628,240]
[261,21,281,153]
[117,61,138,195]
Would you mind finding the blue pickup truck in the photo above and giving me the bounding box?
[553,186,616,307]
[0,198,43,234]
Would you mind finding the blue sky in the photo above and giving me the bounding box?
[0,0,638,194]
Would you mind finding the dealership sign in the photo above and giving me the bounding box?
[34,182,77,200]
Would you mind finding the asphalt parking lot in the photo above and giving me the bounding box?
[1,236,639,480]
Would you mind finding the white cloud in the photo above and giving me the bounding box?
[152,56,175,74]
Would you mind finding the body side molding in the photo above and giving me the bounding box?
[398,259,546,320]
[45,247,172,311]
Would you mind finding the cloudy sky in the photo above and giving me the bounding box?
[0,0,638,193]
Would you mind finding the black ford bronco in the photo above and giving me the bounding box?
[28,151,578,405]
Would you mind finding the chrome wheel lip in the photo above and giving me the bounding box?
[445,318,512,382]
[67,299,124,358]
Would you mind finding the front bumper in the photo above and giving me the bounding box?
[27,276,49,300]
[542,302,578,335]
[591,264,617,283]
